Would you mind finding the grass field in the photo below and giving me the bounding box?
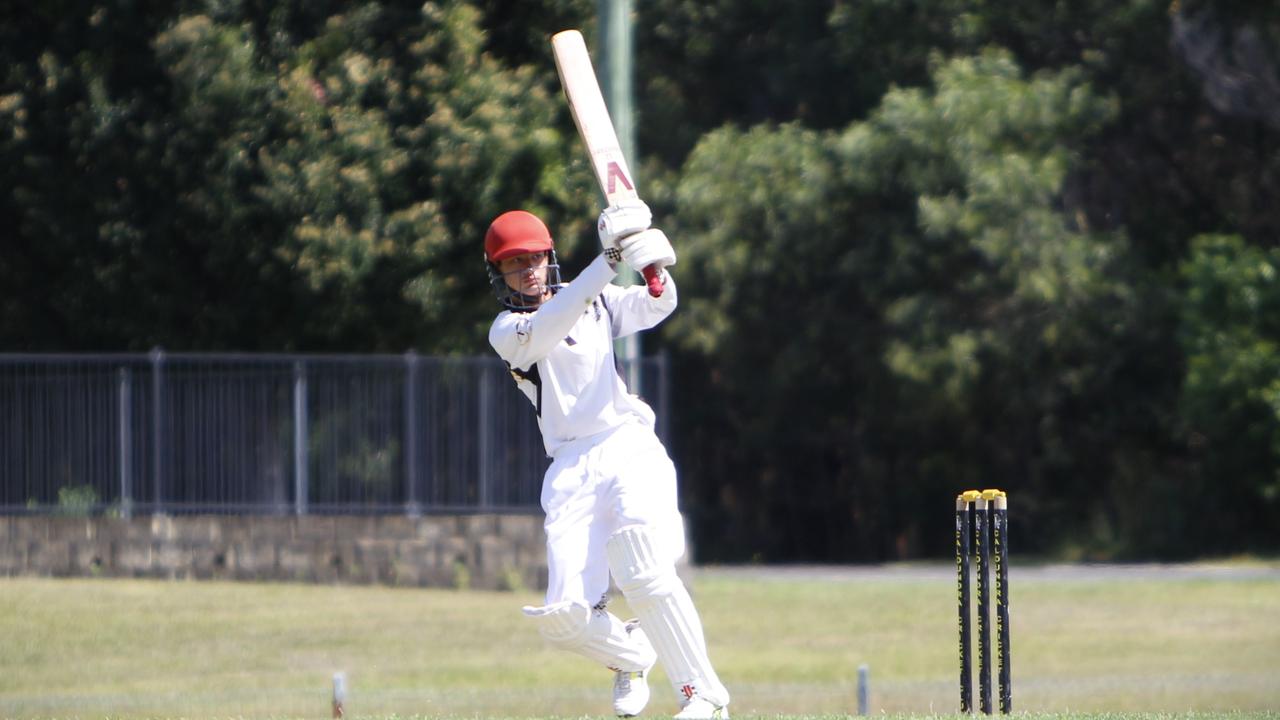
[1,563,1278,718]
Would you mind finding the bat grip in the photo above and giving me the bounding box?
[642,265,664,297]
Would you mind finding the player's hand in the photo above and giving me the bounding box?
[598,199,652,265]
[620,228,677,271]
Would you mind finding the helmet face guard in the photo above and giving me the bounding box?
[487,250,562,311]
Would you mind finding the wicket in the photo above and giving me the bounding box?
[956,489,1011,714]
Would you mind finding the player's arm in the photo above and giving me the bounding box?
[600,224,680,336]
[490,254,618,369]
[601,269,678,339]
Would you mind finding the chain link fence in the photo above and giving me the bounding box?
[0,351,669,516]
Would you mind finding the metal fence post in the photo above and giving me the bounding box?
[117,367,133,519]
[150,347,165,514]
[404,351,421,517]
[293,360,308,515]
[858,664,870,715]
[658,349,672,447]
[477,362,492,510]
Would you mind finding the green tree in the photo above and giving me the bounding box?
[1178,234,1280,554]
[0,3,179,347]
[152,2,596,351]
[669,51,1143,560]
[643,0,1280,560]
[2,1,596,352]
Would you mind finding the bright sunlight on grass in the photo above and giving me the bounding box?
[1,564,1278,718]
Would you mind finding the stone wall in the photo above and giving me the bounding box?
[0,514,547,591]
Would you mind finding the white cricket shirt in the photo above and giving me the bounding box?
[489,254,677,458]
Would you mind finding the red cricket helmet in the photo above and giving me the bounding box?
[484,210,554,263]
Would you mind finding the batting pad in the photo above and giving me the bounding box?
[522,600,656,673]
[606,525,730,707]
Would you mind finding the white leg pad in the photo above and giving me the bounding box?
[607,525,730,707]
[522,600,656,673]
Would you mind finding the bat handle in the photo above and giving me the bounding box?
[642,265,664,297]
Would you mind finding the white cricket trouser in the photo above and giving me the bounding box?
[542,421,685,606]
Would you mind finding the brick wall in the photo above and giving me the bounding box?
[0,514,547,591]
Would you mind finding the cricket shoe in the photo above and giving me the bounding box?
[673,697,729,720]
[613,668,651,717]
[613,620,654,717]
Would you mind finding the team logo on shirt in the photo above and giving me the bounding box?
[515,317,532,345]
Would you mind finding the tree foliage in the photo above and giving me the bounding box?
[2,1,594,351]
[1178,235,1280,552]
[669,51,1150,560]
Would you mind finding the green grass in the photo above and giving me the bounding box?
[0,565,1278,718]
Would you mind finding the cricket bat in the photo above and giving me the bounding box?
[551,29,665,297]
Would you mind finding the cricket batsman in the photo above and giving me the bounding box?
[484,201,730,719]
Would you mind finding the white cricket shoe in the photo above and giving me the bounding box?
[613,668,651,717]
[613,620,654,717]
[673,697,730,720]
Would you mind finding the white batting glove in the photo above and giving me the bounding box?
[620,228,677,271]
[598,199,652,265]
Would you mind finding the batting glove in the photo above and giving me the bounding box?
[620,228,676,271]
[598,199,652,265]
